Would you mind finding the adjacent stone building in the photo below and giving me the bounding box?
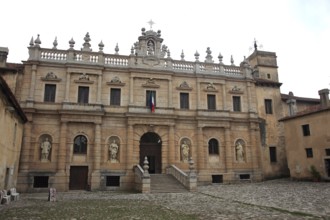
[280,89,330,180]
[3,26,318,192]
[0,47,27,190]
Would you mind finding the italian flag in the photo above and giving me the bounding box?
[150,93,155,113]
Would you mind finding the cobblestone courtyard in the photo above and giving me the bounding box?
[0,179,329,219]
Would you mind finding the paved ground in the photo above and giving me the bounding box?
[1,179,329,219]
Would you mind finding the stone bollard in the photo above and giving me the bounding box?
[48,188,56,202]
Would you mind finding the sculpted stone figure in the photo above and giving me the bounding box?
[109,140,119,161]
[41,138,51,161]
[236,142,244,162]
[181,140,190,162]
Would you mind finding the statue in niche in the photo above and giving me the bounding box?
[109,139,119,162]
[147,40,155,55]
[235,141,244,162]
[181,140,190,162]
[41,138,51,161]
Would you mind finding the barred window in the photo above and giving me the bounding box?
[78,86,89,104]
[110,88,121,106]
[208,138,219,155]
[180,93,189,109]
[44,84,56,102]
[233,96,241,112]
[207,94,216,110]
[74,135,88,154]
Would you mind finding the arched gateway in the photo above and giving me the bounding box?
[139,132,162,174]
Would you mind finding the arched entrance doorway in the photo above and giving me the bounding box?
[139,132,162,174]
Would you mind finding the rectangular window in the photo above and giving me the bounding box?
[78,86,89,104]
[207,94,216,110]
[326,148,330,156]
[233,96,241,112]
[106,176,120,187]
[265,99,273,114]
[44,84,56,102]
[212,175,223,183]
[33,176,49,188]
[239,174,250,180]
[302,124,310,136]
[146,90,156,107]
[306,148,313,158]
[110,88,121,106]
[180,93,189,109]
[269,146,277,162]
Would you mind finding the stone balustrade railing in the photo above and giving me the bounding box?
[134,165,150,193]
[166,165,197,192]
[28,47,247,78]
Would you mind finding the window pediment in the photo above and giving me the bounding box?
[41,72,61,82]
[229,85,243,94]
[142,78,160,88]
[74,73,94,84]
[176,81,192,91]
[107,76,125,86]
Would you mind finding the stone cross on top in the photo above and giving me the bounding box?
[148,19,155,30]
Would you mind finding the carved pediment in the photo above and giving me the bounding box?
[176,81,192,90]
[74,73,94,84]
[41,72,61,82]
[203,82,218,92]
[142,78,160,88]
[229,85,244,94]
[107,76,125,86]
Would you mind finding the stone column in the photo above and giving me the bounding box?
[222,84,227,110]
[129,76,134,105]
[168,79,173,108]
[126,124,134,170]
[55,121,68,191]
[249,123,261,174]
[168,125,175,164]
[57,122,67,172]
[94,124,101,170]
[64,71,71,102]
[247,82,252,111]
[96,74,102,104]
[196,80,201,109]
[91,123,101,190]
[197,127,204,170]
[28,64,37,101]
[224,127,233,172]
[20,121,32,171]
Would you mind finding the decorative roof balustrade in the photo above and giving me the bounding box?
[28,32,252,79]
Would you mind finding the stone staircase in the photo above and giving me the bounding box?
[150,174,188,193]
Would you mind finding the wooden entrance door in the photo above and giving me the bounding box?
[139,132,162,174]
[69,166,88,190]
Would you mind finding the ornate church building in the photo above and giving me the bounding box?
[13,25,290,192]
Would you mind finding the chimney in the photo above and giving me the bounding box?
[318,89,330,108]
[0,47,9,68]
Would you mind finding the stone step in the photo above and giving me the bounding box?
[150,174,188,193]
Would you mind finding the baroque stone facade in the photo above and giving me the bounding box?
[6,27,314,192]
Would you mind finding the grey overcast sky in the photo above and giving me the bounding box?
[1,0,329,98]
